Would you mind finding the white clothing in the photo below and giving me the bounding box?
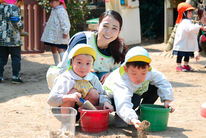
[173,19,201,52]
[47,69,110,107]
[103,66,173,124]
[41,5,71,45]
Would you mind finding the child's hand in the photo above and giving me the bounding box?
[195,55,200,62]
[63,92,81,103]
[67,88,77,94]
[63,34,68,39]
[164,100,175,113]
[131,118,141,130]
[195,51,200,62]
[103,102,114,112]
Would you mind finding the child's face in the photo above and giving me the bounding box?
[187,10,193,19]
[71,54,94,78]
[50,0,60,8]
[124,64,149,85]
[97,15,120,47]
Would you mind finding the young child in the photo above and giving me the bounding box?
[103,46,175,130]
[173,2,203,72]
[41,0,70,66]
[0,0,24,83]
[47,44,113,119]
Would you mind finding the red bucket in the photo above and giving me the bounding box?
[78,106,110,133]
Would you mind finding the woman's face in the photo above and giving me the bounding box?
[97,15,120,47]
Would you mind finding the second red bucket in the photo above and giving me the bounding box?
[78,106,110,133]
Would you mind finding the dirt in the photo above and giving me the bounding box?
[0,42,206,138]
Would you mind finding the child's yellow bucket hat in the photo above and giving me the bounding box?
[123,46,151,65]
[68,44,96,61]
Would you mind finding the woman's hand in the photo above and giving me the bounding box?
[100,73,110,84]
[103,102,114,112]
[164,100,175,113]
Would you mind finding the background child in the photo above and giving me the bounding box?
[197,5,206,62]
[103,46,175,130]
[47,44,113,119]
[173,2,203,72]
[0,0,24,83]
[41,0,70,66]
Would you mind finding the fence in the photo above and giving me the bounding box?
[21,0,46,53]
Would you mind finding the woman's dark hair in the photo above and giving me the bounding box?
[197,5,206,20]
[98,10,128,64]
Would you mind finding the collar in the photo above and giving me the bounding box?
[69,69,94,81]
[55,5,63,9]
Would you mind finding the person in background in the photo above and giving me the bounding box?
[47,44,113,120]
[41,0,70,66]
[103,46,175,129]
[59,10,127,84]
[197,5,206,68]
[0,0,24,83]
[173,2,205,72]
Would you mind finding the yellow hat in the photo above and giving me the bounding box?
[123,46,151,65]
[68,44,96,61]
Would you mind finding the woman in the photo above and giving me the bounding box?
[59,10,128,84]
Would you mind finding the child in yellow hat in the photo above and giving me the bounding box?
[103,46,175,129]
[47,44,113,119]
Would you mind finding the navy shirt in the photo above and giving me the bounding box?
[68,32,111,56]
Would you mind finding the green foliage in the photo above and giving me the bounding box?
[65,0,88,36]
[36,0,88,37]
[36,0,51,13]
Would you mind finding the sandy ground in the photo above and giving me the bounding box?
[0,42,206,138]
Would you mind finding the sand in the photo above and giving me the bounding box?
[0,42,206,138]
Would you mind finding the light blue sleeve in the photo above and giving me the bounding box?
[149,68,174,102]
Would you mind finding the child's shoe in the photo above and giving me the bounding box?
[176,66,186,72]
[12,76,23,84]
[183,65,193,71]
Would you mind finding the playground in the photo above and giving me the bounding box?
[0,42,206,138]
